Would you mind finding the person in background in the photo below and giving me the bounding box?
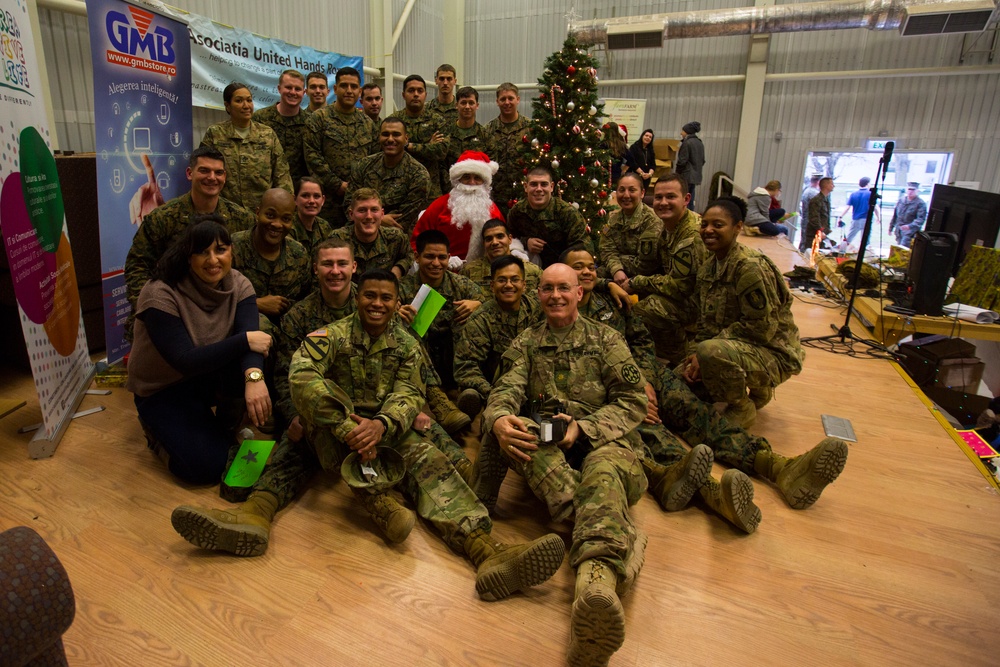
[288,177,332,260]
[799,173,822,229]
[390,74,451,202]
[675,121,705,202]
[801,177,834,253]
[128,218,271,486]
[303,67,378,228]
[625,128,657,192]
[361,82,383,125]
[602,121,628,187]
[329,188,414,280]
[305,71,328,112]
[889,181,927,248]
[837,177,879,250]
[745,180,789,237]
[200,82,292,211]
[252,69,312,188]
[427,63,458,120]
[485,82,531,220]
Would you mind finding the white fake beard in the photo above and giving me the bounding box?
[448,183,493,230]
[448,183,494,260]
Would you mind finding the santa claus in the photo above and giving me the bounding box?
[411,150,503,266]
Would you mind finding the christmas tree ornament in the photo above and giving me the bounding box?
[572,125,581,134]
[566,101,575,111]
[599,190,608,199]
[551,159,560,169]
[590,178,599,187]
[567,65,576,75]
[578,165,587,174]
[542,143,551,152]
[522,135,529,144]
[595,160,602,167]
[531,138,540,148]
[572,201,580,209]
[599,208,606,216]
[588,105,598,116]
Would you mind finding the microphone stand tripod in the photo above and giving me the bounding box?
[800,142,897,356]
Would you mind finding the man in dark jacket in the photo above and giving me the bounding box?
[675,121,705,202]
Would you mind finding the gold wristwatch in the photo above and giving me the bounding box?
[245,369,264,383]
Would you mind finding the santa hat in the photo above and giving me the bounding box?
[450,150,499,188]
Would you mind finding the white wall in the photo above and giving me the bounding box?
[37,0,1000,202]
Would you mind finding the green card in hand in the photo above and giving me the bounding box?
[409,284,447,337]
[223,439,276,488]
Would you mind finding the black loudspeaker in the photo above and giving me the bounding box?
[909,231,958,316]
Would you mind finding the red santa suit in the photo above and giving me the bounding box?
[411,151,502,263]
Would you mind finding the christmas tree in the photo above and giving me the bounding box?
[520,36,611,240]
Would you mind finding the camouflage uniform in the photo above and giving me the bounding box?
[124,194,255,337]
[200,120,293,210]
[303,107,378,226]
[251,105,312,188]
[443,121,496,193]
[426,97,457,120]
[889,195,928,248]
[399,271,486,386]
[289,313,491,550]
[802,192,831,253]
[390,108,451,200]
[485,114,531,218]
[691,242,804,403]
[461,256,541,295]
[647,360,771,474]
[580,292,657,382]
[328,225,414,280]
[289,214,334,262]
[478,317,647,577]
[454,295,541,399]
[506,197,593,268]
[598,203,662,278]
[346,153,430,235]
[230,230,312,330]
[630,208,707,363]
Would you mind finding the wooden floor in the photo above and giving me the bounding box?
[2,235,998,667]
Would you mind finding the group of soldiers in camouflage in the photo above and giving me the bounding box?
[121,64,850,667]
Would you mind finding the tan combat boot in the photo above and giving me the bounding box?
[463,528,565,602]
[353,490,416,543]
[569,559,625,667]
[427,385,471,435]
[754,438,849,509]
[171,491,279,557]
[617,529,647,598]
[642,444,714,511]
[698,470,761,534]
[721,398,756,429]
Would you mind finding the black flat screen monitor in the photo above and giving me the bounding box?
[924,184,1000,276]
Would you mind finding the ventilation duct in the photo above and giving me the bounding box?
[569,0,999,46]
[900,1,996,35]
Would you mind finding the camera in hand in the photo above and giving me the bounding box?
[532,399,567,443]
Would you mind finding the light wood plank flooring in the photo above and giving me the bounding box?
[1,235,997,666]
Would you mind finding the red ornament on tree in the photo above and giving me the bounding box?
[599,190,608,199]
[542,143,551,152]
[522,135,529,143]
[567,65,577,75]
[578,165,587,174]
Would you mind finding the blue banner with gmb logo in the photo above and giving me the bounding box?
[86,0,193,363]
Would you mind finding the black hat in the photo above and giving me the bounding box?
[682,121,701,134]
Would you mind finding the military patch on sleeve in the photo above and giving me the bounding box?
[673,249,693,276]
[307,329,327,337]
[744,287,767,313]
[622,363,641,384]
[303,335,330,361]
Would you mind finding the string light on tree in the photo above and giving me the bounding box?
[517,35,611,242]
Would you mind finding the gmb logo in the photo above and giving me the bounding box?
[106,6,175,64]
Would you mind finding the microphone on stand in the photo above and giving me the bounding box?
[882,141,894,168]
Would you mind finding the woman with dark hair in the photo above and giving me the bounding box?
[200,82,293,210]
[675,121,705,202]
[678,197,803,429]
[127,217,272,485]
[625,128,657,191]
[601,121,628,185]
